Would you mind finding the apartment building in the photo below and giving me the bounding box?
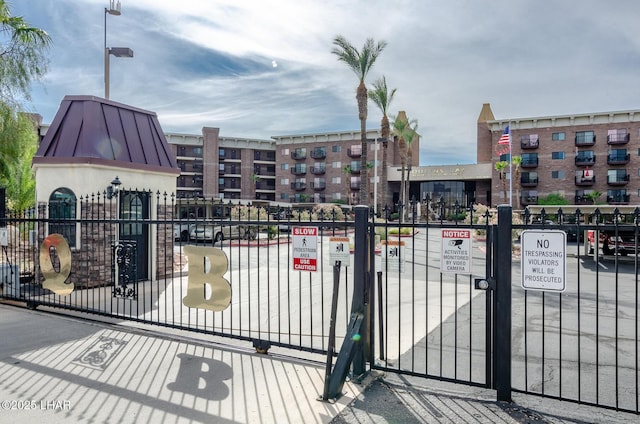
[478,103,640,208]
[166,127,276,201]
[168,127,419,207]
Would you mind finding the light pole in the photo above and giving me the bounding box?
[104,0,133,99]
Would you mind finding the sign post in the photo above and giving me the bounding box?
[520,230,566,292]
[440,229,472,274]
[292,226,318,272]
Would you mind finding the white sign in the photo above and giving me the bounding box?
[0,228,6,247]
[292,227,318,271]
[521,230,566,292]
[440,229,473,274]
[329,237,350,266]
[381,240,405,272]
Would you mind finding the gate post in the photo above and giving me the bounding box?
[352,205,369,376]
[495,205,512,402]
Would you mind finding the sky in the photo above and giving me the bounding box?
[10,0,640,165]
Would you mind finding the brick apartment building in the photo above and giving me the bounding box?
[478,103,640,208]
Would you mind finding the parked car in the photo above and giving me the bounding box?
[174,223,193,242]
[189,224,257,243]
[588,229,638,256]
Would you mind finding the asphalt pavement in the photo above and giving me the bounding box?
[0,302,637,424]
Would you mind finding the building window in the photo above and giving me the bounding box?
[281,148,289,156]
[280,163,289,170]
[281,178,289,185]
[499,153,510,161]
[552,170,565,179]
[193,147,203,157]
[332,176,341,184]
[551,152,565,160]
[280,193,290,200]
[48,187,77,248]
[552,132,565,141]
[332,161,342,168]
[332,145,342,153]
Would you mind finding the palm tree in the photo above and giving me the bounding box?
[495,161,508,203]
[332,35,387,206]
[511,155,522,209]
[369,76,396,213]
[392,111,418,222]
[0,0,52,104]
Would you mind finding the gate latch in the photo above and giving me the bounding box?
[474,277,496,291]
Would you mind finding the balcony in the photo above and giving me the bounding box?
[607,174,629,186]
[574,196,592,205]
[575,175,595,186]
[520,195,538,206]
[575,134,595,146]
[575,155,595,166]
[310,148,326,159]
[291,149,307,160]
[520,177,538,187]
[310,165,326,175]
[350,164,361,174]
[521,158,539,168]
[607,153,630,165]
[350,182,361,190]
[291,182,307,191]
[347,148,362,157]
[256,181,275,190]
[311,181,326,190]
[607,194,630,205]
[290,166,307,176]
[520,139,539,149]
[607,133,630,145]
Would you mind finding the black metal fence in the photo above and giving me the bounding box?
[1,194,639,413]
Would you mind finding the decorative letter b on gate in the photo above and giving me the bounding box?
[183,245,231,311]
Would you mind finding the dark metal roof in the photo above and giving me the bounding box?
[32,95,179,174]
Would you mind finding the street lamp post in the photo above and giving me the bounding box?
[104,1,133,99]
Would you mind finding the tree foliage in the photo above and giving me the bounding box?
[0,0,52,105]
[537,193,569,205]
[0,103,37,210]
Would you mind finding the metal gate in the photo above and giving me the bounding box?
[362,204,639,414]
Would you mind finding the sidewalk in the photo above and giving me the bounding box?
[1,303,637,424]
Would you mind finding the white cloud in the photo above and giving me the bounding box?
[12,0,640,165]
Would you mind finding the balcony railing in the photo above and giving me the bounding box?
[607,194,630,204]
[311,181,326,190]
[607,153,630,165]
[347,148,362,157]
[574,196,592,205]
[520,177,538,187]
[607,133,630,145]
[607,174,629,185]
[291,150,307,160]
[310,149,326,159]
[310,165,326,175]
[290,182,307,191]
[575,155,595,166]
[520,139,539,149]
[575,135,595,146]
[350,182,361,190]
[520,196,538,206]
[350,165,361,174]
[521,158,539,168]
[575,176,595,186]
[290,167,307,176]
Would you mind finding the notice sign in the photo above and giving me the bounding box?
[521,230,566,292]
[381,240,405,272]
[441,229,472,274]
[292,227,318,271]
[329,237,351,267]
